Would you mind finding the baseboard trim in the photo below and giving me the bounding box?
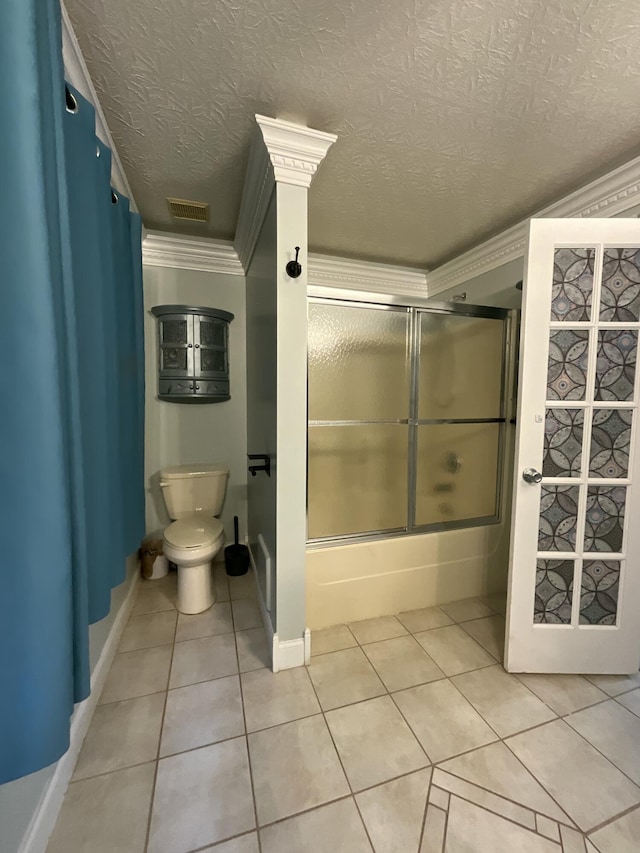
[19,564,140,853]
[247,544,275,670]
[272,629,311,672]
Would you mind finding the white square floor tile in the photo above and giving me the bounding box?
[307,647,386,711]
[452,665,556,738]
[517,673,608,717]
[440,598,495,623]
[444,795,558,853]
[566,699,640,785]
[414,624,494,676]
[311,625,357,657]
[259,798,372,853]
[119,610,177,652]
[585,672,640,696]
[355,768,431,853]
[506,719,640,832]
[148,738,255,853]
[169,633,238,688]
[241,666,320,732]
[617,688,640,717]
[99,645,172,704]
[248,715,349,825]
[326,695,428,791]
[200,835,259,853]
[459,615,505,660]
[396,606,453,633]
[362,635,444,692]
[589,804,640,853]
[73,692,165,780]
[131,575,177,616]
[175,602,234,642]
[228,572,256,601]
[392,679,497,762]
[235,627,270,672]
[347,615,408,645]
[160,675,244,756]
[232,598,262,631]
[46,763,156,853]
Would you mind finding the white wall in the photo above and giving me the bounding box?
[143,265,247,542]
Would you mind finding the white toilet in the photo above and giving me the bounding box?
[159,463,229,614]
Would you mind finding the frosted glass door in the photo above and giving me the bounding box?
[308,302,410,538]
[506,218,640,675]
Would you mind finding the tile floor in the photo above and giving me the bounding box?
[47,570,640,853]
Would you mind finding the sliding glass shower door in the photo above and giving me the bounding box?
[307,299,508,543]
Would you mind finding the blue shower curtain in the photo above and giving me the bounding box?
[0,0,145,784]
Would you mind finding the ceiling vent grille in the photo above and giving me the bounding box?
[166,197,209,222]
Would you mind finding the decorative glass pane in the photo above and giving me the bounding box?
[415,423,499,526]
[307,424,408,538]
[547,330,589,401]
[551,248,594,321]
[308,303,410,421]
[162,347,187,371]
[580,560,621,625]
[600,249,640,322]
[584,486,626,552]
[199,319,225,347]
[595,330,637,402]
[538,485,580,551]
[534,559,574,624]
[161,319,187,344]
[200,349,225,373]
[589,409,632,478]
[418,314,503,419]
[543,409,584,477]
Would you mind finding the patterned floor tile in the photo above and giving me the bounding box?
[444,795,559,852]
[566,700,640,785]
[588,804,640,853]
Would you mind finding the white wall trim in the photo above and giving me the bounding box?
[308,253,428,296]
[234,115,336,271]
[19,569,140,853]
[60,2,138,212]
[427,153,640,296]
[271,630,311,672]
[142,231,244,276]
[247,547,275,669]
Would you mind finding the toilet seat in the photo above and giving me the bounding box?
[164,517,224,550]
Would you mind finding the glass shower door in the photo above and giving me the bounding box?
[413,312,506,528]
[307,301,411,539]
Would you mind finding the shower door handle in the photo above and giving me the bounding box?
[522,468,542,484]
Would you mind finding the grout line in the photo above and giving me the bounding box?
[143,595,179,853]
[231,585,263,853]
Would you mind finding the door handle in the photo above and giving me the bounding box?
[522,468,542,484]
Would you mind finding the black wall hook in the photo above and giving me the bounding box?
[286,246,302,279]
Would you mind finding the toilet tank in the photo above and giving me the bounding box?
[159,464,229,519]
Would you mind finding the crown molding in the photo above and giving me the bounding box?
[427,153,640,297]
[234,115,337,270]
[60,2,139,215]
[308,253,428,296]
[142,231,244,275]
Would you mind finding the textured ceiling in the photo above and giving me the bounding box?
[66,0,640,268]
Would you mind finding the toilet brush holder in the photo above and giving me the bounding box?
[225,516,250,576]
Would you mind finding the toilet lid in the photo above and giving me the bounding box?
[164,517,223,549]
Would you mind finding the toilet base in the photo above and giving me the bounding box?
[177,561,215,614]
